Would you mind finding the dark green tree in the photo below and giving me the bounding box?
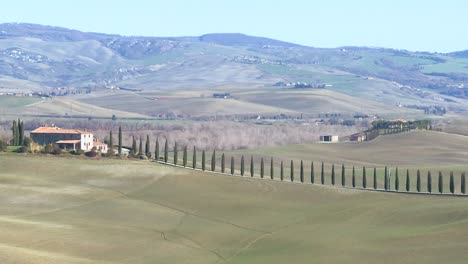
[138,137,143,156]
[11,120,18,146]
[241,155,245,176]
[173,142,178,165]
[155,138,159,161]
[384,166,388,191]
[221,153,225,173]
[164,139,168,163]
[231,156,235,175]
[202,150,206,171]
[250,156,254,177]
[211,149,216,172]
[331,164,335,185]
[438,171,443,193]
[321,161,325,185]
[108,130,114,155]
[395,167,399,191]
[461,172,466,194]
[416,170,421,192]
[260,157,264,178]
[362,166,367,189]
[118,126,122,155]
[311,162,315,184]
[280,161,284,181]
[192,146,197,169]
[131,136,137,157]
[406,169,410,192]
[341,164,346,187]
[352,166,356,188]
[18,120,24,146]
[300,160,304,183]
[427,171,432,193]
[145,135,151,158]
[183,145,188,167]
[270,157,274,180]
[450,171,455,194]
[290,160,294,182]
[373,167,377,190]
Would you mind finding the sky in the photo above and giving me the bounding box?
[1,0,467,52]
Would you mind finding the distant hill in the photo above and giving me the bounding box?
[449,49,468,58]
[199,33,300,47]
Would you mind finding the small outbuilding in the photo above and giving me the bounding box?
[319,135,339,143]
[350,132,367,142]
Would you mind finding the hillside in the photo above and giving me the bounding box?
[1,155,468,264]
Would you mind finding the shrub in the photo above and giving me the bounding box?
[0,140,7,152]
[51,146,62,155]
[86,147,98,157]
[43,144,54,154]
[17,146,29,153]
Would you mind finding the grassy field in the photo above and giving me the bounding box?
[1,154,468,264]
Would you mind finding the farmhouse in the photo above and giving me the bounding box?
[350,132,367,142]
[30,126,99,151]
[319,135,339,143]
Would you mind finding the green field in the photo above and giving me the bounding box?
[1,154,468,263]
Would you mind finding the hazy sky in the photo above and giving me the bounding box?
[1,0,467,52]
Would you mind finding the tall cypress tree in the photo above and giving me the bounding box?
[406,169,410,192]
[373,167,377,190]
[231,156,235,175]
[250,156,254,177]
[192,146,197,169]
[18,120,24,146]
[450,171,455,194]
[395,167,399,191]
[417,170,421,192]
[362,166,367,189]
[341,164,345,187]
[109,130,114,155]
[427,171,432,193]
[138,137,143,156]
[164,139,168,163]
[211,149,216,172]
[260,157,264,178]
[384,166,388,191]
[183,145,188,167]
[145,135,150,158]
[132,136,137,157]
[321,161,325,185]
[352,166,356,188]
[221,153,225,173]
[311,162,315,184]
[202,150,206,171]
[118,126,122,155]
[461,172,466,195]
[300,160,304,183]
[155,138,159,161]
[270,157,274,180]
[290,160,294,182]
[438,171,443,193]
[331,164,335,185]
[280,161,284,181]
[240,155,245,176]
[11,120,17,146]
[173,142,178,165]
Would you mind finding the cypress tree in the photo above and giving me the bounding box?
[270,157,274,180]
[321,161,325,185]
[362,166,367,189]
[240,155,245,176]
[250,156,254,177]
[352,166,356,188]
[280,161,284,181]
[341,164,345,187]
[11,120,17,145]
[373,168,377,189]
[384,166,388,191]
[438,171,443,193]
[183,146,188,167]
[406,169,410,192]
[164,139,168,163]
[221,153,225,173]
[132,136,137,157]
[155,138,159,161]
[173,142,178,165]
[15,119,19,145]
[211,149,216,172]
[461,172,466,194]
[290,160,294,182]
[395,167,399,192]
[109,130,114,155]
[417,170,421,192]
[118,126,122,156]
[145,135,150,158]
[331,164,335,185]
[311,162,315,184]
[18,120,24,146]
[192,146,197,169]
[231,156,235,175]
[427,171,432,193]
[202,150,206,171]
[138,137,142,156]
[260,157,264,178]
[450,171,455,194]
[300,160,304,183]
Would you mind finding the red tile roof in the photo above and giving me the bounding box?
[31,127,90,134]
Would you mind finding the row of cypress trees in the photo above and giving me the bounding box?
[11,119,25,146]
